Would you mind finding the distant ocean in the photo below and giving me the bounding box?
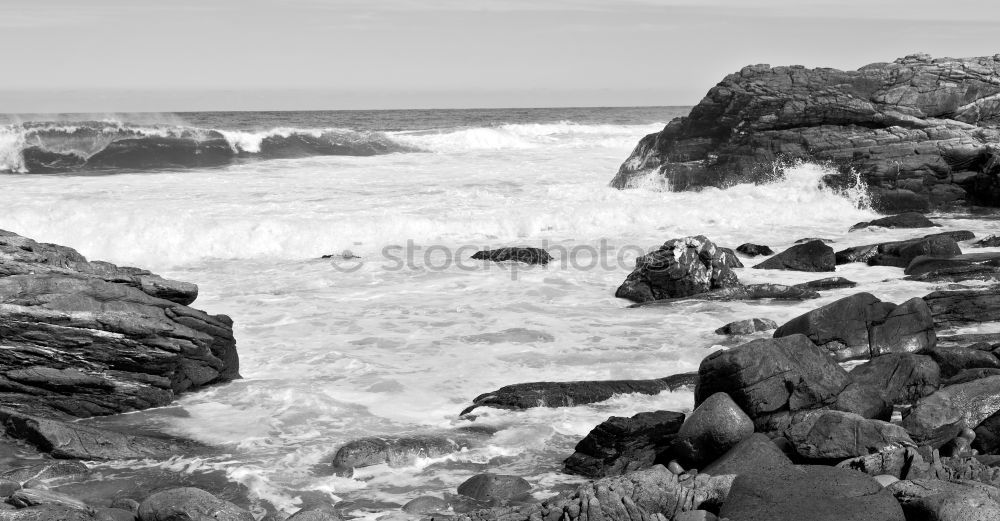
[3,107,994,517]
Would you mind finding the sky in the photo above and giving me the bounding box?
[1,0,998,112]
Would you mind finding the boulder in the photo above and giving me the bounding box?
[402,497,450,515]
[609,54,1000,211]
[700,433,793,477]
[714,318,777,335]
[975,234,1000,247]
[975,410,1000,455]
[902,376,1000,447]
[831,382,892,421]
[774,293,936,361]
[719,465,905,521]
[849,353,940,405]
[696,334,850,431]
[137,488,253,521]
[905,252,1000,282]
[0,231,239,419]
[470,247,553,265]
[924,287,1000,327]
[793,277,857,290]
[671,393,753,468]
[0,506,95,521]
[888,479,1000,521]
[564,410,685,478]
[615,236,741,303]
[330,435,463,476]
[735,244,772,257]
[946,368,1000,386]
[850,212,939,231]
[835,232,964,266]
[456,474,531,503]
[783,410,915,461]
[927,346,1000,379]
[460,374,697,415]
[751,240,835,272]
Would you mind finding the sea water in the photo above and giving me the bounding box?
[2,107,998,517]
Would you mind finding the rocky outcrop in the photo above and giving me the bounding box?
[902,375,1000,447]
[0,230,239,419]
[671,393,753,468]
[734,244,772,257]
[848,353,940,405]
[700,433,792,477]
[923,287,1000,327]
[615,236,741,304]
[849,212,939,231]
[564,411,685,478]
[471,248,553,265]
[783,410,914,461]
[714,318,776,335]
[836,233,963,267]
[752,240,835,272]
[457,474,532,503]
[773,293,936,361]
[905,252,1000,282]
[460,374,697,415]
[610,54,1000,212]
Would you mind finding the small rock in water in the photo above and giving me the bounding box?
[753,240,836,272]
[321,250,360,260]
[401,496,450,515]
[974,234,1000,247]
[714,318,777,335]
[470,247,552,265]
[793,277,858,290]
[850,212,939,231]
[735,243,773,257]
[456,473,531,502]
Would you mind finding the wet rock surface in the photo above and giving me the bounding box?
[616,236,741,304]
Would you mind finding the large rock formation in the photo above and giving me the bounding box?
[0,230,239,419]
[611,54,1000,211]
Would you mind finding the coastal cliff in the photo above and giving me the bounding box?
[611,53,1000,211]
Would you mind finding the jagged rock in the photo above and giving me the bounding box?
[0,231,239,419]
[793,277,858,290]
[7,489,89,511]
[905,252,1000,282]
[0,506,95,521]
[835,232,966,265]
[926,346,1000,378]
[701,433,792,476]
[773,293,936,361]
[714,318,777,335]
[451,465,733,521]
[615,236,741,303]
[850,212,939,231]
[752,240,835,272]
[735,243,773,257]
[0,462,89,485]
[974,234,1000,247]
[888,479,1000,521]
[0,407,198,460]
[330,435,462,476]
[470,248,553,265]
[137,488,253,521]
[610,54,1000,211]
[902,376,1000,447]
[671,393,753,468]
[924,287,1000,327]
[719,465,905,521]
[457,474,531,503]
[849,353,940,405]
[564,411,685,478]
[784,410,914,461]
[696,334,850,431]
[460,374,697,415]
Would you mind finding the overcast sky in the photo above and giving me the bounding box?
[2,0,998,112]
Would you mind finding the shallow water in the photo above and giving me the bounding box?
[2,107,999,517]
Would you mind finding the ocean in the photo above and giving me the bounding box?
[2,107,998,518]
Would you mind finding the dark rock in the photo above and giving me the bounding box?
[609,54,1000,212]
[0,462,89,485]
[905,252,1000,282]
[927,346,1000,379]
[735,244,773,257]
[108,500,138,514]
[784,410,915,461]
[696,334,850,431]
[671,393,753,468]
[714,318,776,335]
[887,478,1000,521]
[7,489,88,511]
[835,232,964,266]
[470,248,553,265]
[0,233,239,420]
[795,238,833,244]
[460,374,696,415]
[0,408,198,460]
[850,212,939,231]
[285,509,341,521]
[976,410,1000,455]
[701,433,792,476]
[924,287,1000,327]
[974,234,1000,247]
[946,368,1000,386]
[902,376,1000,447]
[719,465,905,521]
[93,509,136,521]
[137,488,253,521]
[615,236,741,304]
[456,474,531,502]
[752,240,835,272]
[627,284,818,307]
[831,382,892,421]
[793,277,858,290]
[330,436,462,476]
[849,353,940,405]
[0,506,95,521]
[402,497,450,515]
[773,293,936,362]
[563,410,685,478]
[0,481,19,497]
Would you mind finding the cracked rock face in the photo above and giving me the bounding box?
[0,229,239,419]
[615,236,742,304]
[611,54,1000,212]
